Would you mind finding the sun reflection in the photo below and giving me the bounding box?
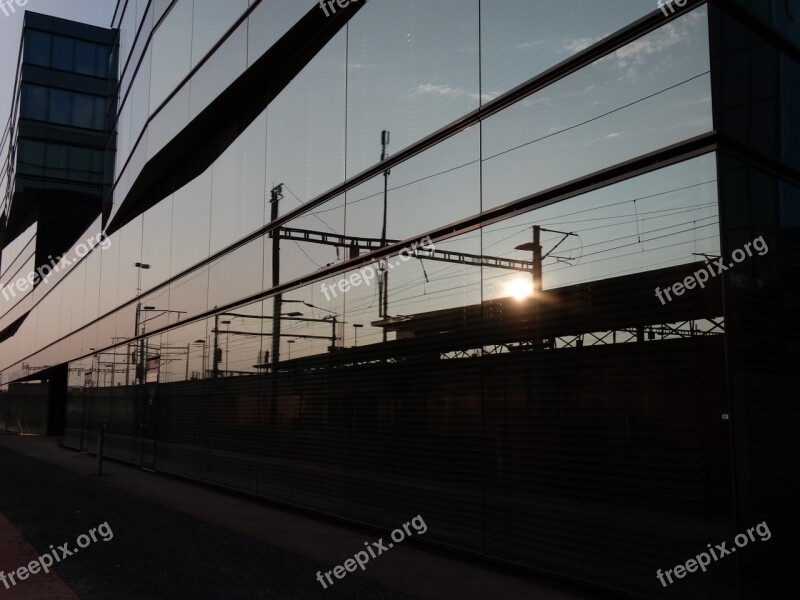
[505,278,534,300]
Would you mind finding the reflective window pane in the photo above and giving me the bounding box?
[25,30,51,67]
[481,0,653,99]
[52,35,75,71]
[482,7,711,210]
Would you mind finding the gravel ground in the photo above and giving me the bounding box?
[0,445,412,600]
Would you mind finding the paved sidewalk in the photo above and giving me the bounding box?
[0,434,597,600]
[0,512,78,600]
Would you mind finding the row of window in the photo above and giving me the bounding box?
[24,30,110,79]
[17,139,105,182]
[21,83,107,131]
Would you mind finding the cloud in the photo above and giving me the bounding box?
[415,83,470,98]
[518,83,599,108]
[517,40,545,50]
[563,36,603,55]
[601,9,706,81]
[414,83,496,104]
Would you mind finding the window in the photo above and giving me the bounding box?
[75,41,97,76]
[25,30,51,67]
[95,45,109,78]
[21,84,107,130]
[17,140,45,175]
[45,143,68,173]
[94,96,107,130]
[71,94,95,129]
[49,89,72,125]
[21,84,48,121]
[52,36,75,71]
[68,146,91,176]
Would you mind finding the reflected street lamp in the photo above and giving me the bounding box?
[353,323,363,347]
[193,339,207,379]
[133,262,150,384]
[222,320,231,375]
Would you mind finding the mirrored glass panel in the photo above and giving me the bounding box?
[482,7,711,211]
[480,0,654,100]
[346,0,479,176]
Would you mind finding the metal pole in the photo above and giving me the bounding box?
[96,428,105,475]
[185,343,190,381]
[533,225,542,350]
[533,225,542,294]
[270,184,283,376]
[213,314,220,377]
[269,185,283,424]
[225,324,230,374]
[135,303,144,385]
[380,133,390,343]
[379,131,390,340]
[141,331,146,384]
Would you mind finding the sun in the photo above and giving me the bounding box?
[505,278,533,300]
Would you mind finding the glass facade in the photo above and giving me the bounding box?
[25,29,110,77]
[0,12,116,354]
[1,1,797,598]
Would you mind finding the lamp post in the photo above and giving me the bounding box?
[323,315,337,351]
[353,323,363,347]
[133,263,150,384]
[222,320,231,375]
[193,339,207,379]
[89,348,97,388]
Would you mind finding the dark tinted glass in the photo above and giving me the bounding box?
[75,40,97,76]
[21,84,48,121]
[52,35,75,71]
[71,93,94,128]
[25,30,51,67]
[48,89,71,125]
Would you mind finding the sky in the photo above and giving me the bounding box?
[0,0,115,135]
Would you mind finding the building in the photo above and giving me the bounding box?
[0,11,116,434]
[0,1,797,597]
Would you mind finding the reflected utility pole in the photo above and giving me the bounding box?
[133,262,150,384]
[515,225,578,350]
[111,337,129,386]
[378,130,390,343]
[268,184,283,424]
[270,184,283,372]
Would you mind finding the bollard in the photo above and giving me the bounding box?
[96,428,105,475]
